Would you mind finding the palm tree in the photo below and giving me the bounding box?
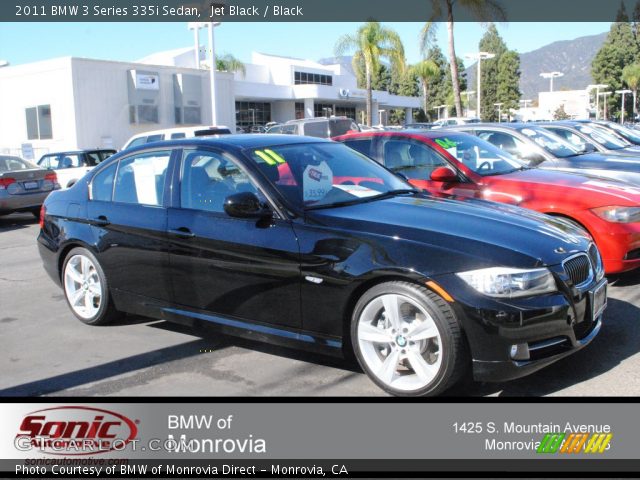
[411,60,440,117]
[420,0,506,118]
[622,63,640,118]
[216,54,246,77]
[335,22,406,126]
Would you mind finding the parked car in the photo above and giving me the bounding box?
[334,130,640,274]
[432,117,481,129]
[542,121,640,156]
[123,125,232,150]
[444,123,640,187]
[404,122,435,130]
[581,120,640,146]
[0,155,59,217]
[266,117,360,138]
[39,135,604,396]
[38,149,116,189]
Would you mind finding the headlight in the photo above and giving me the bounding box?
[591,206,640,223]
[456,267,557,298]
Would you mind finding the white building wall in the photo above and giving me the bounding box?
[0,58,78,157]
[272,101,296,123]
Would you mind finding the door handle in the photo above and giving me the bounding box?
[169,227,195,239]
[92,215,110,226]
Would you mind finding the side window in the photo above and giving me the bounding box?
[146,134,164,143]
[126,137,147,149]
[380,139,447,179]
[171,133,186,139]
[113,151,171,206]
[39,157,51,169]
[86,152,102,166]
[91,162,118,202]
[343,139,373,158]
[60,154,82,168]
[477,131,525,158]
[181,149,259,214]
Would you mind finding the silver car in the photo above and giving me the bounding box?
[0,155,59,217]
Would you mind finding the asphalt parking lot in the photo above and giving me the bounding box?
[1,212,639,397]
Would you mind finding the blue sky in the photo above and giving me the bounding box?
[0,22,611,67]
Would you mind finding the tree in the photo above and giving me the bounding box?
[420,0,506,117]
[335,22,406,126]
[475,24,520,121]
[496,50,521,119]
[592,5,640,119]
[215,54,245,77]
[553,104,571,120]
[410,60,440,115]
[622,62,640,118]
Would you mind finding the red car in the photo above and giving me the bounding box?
[334,130,640,274]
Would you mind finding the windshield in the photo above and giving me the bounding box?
[247,142,412,209]
[575,125,628,150]
[432,134,526,175]
[516,126,581,158]
[599,122,640,144]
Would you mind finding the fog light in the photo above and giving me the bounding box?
[510,343,530,361]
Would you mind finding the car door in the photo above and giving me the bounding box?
[166,147,302,329]
[86,148,174,302]
[373,136,481,198]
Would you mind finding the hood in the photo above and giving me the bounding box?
[496,168,640,202]
[565,153,640,173]
[307,194,591,272]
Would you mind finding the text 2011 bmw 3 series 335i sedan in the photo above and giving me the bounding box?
[38,135,607,396]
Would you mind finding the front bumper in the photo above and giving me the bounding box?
[434,272,606,383]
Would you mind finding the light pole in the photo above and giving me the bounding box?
[540,71,564,92]
[465,52,495,121]
[207,22,221,125]
[463,90,475,118]
[588,84,608,120]
[494,102,504,122]
[187,22,206,69]
[616,89,632,123]
[599,91,612,120]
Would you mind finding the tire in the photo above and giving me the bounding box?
[351,281,467,396]
[62,247,123,325]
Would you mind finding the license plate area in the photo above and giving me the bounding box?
[590,280,607,322]
[22,181,39,190]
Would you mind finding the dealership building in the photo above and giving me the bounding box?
[0,49,419,159]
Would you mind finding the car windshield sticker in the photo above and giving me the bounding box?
[334,184,380,198]
[435,138,458,157]
[303,161,333,203]
[254,149,286,166]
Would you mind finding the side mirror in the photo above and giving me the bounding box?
[223,192,271,219]
[430,167,458,183]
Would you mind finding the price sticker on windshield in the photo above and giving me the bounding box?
[303,161,333,203]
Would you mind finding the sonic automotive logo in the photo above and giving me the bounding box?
[537,432,613,454]
[15,406,138,455]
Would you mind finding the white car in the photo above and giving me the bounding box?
[432,117,481,129]
[37,149,116,189]
[123,125,232,150]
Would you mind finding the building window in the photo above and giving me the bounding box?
[295,102,305,119]
[294,71,333,86]
[235,101,272,130]
[314,103,334,118]
[129,105,159,124]
[25,105,53,140]
[334,106,356,119]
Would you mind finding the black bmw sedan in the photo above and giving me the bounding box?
[38,135,606,396]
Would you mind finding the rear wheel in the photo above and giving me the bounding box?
[62,247,123,325]
[351,281,467,396]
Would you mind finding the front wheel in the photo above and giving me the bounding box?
[62,247,123,325]
[351,281,467,396]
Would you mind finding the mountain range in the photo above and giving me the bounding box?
[321,31,608,102]
[466,31,607,100]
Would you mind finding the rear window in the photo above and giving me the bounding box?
[194,128,232,136]
[329,119,360,137]
[0,156,35,172]
[302,121,330,138]
[146,134,164,143]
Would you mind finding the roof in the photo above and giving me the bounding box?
[134,134,332,152]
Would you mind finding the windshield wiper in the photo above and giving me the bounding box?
[304,189,420,211]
